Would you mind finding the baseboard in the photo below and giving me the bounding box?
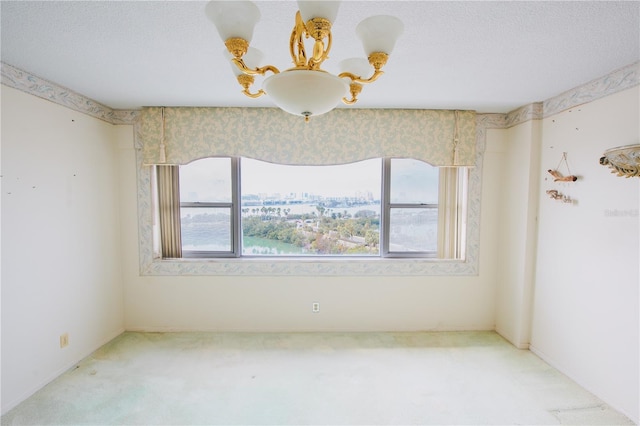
[1,327,125,416]
[529,343,638,425]
[494,327,530,350]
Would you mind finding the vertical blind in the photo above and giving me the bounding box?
[138,107,476,167]
[156,165,182,259]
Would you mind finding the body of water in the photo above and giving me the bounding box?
[242,236,307,255]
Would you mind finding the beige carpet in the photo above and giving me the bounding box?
[1,331,633,425]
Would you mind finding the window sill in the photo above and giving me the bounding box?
[141,256,477,276]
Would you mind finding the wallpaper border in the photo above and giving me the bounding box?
[1,62,138,125]
[503,61,639,128]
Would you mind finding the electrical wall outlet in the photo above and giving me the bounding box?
[312,302,320,313]
[60,333,69,348]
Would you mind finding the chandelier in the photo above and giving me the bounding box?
[206,1,403,121]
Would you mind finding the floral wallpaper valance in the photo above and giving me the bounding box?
[139,107,476,167]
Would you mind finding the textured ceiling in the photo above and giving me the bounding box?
[1,1,639,113]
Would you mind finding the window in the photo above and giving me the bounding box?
[178,157,238,257]
[156,157,467,259]
[241,158,381,256]
[385,158,439,256]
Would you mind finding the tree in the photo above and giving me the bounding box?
[338,221,356,239]
[365,230,379,247]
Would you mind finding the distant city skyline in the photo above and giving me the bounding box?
[241,158,382,199]
[180,157,438,204]
[242,190,376,201]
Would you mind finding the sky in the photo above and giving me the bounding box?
[241,158,382,198]
[179,157,439,202]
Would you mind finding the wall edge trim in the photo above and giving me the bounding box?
[501,61,640,129]
[542,61,640,119]
[1,62,138,125]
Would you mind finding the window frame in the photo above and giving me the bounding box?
[180,157,241,259]
[381,158,439,258]
[159,157,466,260]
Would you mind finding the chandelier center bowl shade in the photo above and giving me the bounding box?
[263,70,349,119]
[206,0,404,121]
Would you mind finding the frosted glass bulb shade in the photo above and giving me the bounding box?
[225,47,264,76]
[356,15,404,55]
[263,70,349,118]
[205,1,260,42]
[297,0,340,23]
[339,58,373,79]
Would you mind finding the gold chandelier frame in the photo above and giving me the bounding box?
[226,11,388,106]
[209,1,401,120]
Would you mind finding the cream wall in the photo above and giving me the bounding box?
[530,87,639,423]
[492,86,639,421]
[531,86,640,423]
[1,86,126,413]
[119,126,503,333]
[493,119,542,348]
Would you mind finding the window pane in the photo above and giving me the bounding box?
[389,208,438,252]
[180,157,231,202]
[241,158,381,256]
[181,207,231,251]
[390,159,438,204]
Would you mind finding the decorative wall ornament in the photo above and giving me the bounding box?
[548,152,578,182]
[545,152,577,204]
[546,189,573,203]
[547,169,577,182]
[599,144,640,178]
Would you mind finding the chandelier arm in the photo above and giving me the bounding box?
[367,52,389,72]
[236,74,265,98]
[256,65,280,75]
[242,88,266,99]
[338,69,384,84]
[224,37,249,59]
[290,11,308,68]
[342,82,363,105]
[342,96,358,105]
[309,30,332,70]
[325,29,333,61]
[232,58,280,76]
